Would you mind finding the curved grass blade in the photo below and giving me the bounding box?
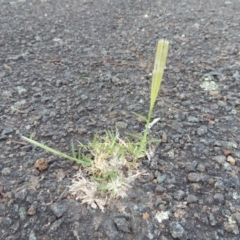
[131,111,148,122]
[22,136,91,166]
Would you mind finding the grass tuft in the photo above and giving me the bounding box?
[22,39,169,211]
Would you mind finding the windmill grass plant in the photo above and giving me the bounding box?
[22,39,169,211]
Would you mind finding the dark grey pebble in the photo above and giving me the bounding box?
[213,193,225,204]
[187,173,205,183]
[197,125,208,136]
[187,116,199,123]
[1,217,12,227]
[10,221,20,233]
[214,180,225,191]
[186,194,198,203]
[51,202,68,218]
[48,218,64,233]
[169,221,185,239]
[208,213,218,226]
[155,186,166,194]
[157,174,167,184]
[173,190,185,201]
[142,182,156,192]
[29,230,38,240]
[1,167,11,176]
[15,189,28,200]
[1,127,14,135]
[113,217,131,233]
[0,135,8,140]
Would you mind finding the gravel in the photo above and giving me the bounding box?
[1,0,240,239]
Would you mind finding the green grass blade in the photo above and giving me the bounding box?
[125,132,143,141]
[150,39,169,112]
[131,111,148,122]
[22,136,91,166]
[148,138,161,144]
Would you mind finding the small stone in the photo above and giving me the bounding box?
[0,135,7,140]
[49,111,56,118]
[142,212,150,220]
[206,113,215,121]
[222,162,232,171]
[2,90,13,98]
[113,217,130,233]
[196,164,205,172]
[214,180,225,191]
[186,194,198,203]
[48,218,64,233]
[178,93,187,100]
[1,167,11,176]
[155,211,169,223]
[16,86,27,95]
[1,128,14,135]
[3,64,12,71]
[173,190,185,201]
[27,205,36,216]
[233,71,240,81]
[80,94,88,100]
[224,220,239,235]
[157,174,167,184]
[0,203,6,213]
[227,141,238,149]
[15,189,28,200]
[226,155,235,165]
[35,35,41,41]
[190,183,201,192]
[169,221,185,239]
[51,202,67,218]
[55,169,66,182]
[115,121,128,129]
[10,221,20,233]
[208,213,217,226]
[109,111,117,119]
[155,186,166,194]
[142,182,156,192]
[19,206,27,220]
[161,131,168,143]
[222,149,231,156]
[49,215,57,223]
[14,100,26,108]
[1,217,12,227]
[35,158,48,172]
[29,230,38,240]
[197,125,208,136]
[187,116,199,123]
[213,193,225,204]
[77,128,87,135]
[212,155,226,164]
[209,91,219,96]
[199,215,209,225]
[232,212,240,224]
[228,176,240,187]
[187,173,204,183]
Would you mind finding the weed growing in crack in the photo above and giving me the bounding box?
[22,39,169,211]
